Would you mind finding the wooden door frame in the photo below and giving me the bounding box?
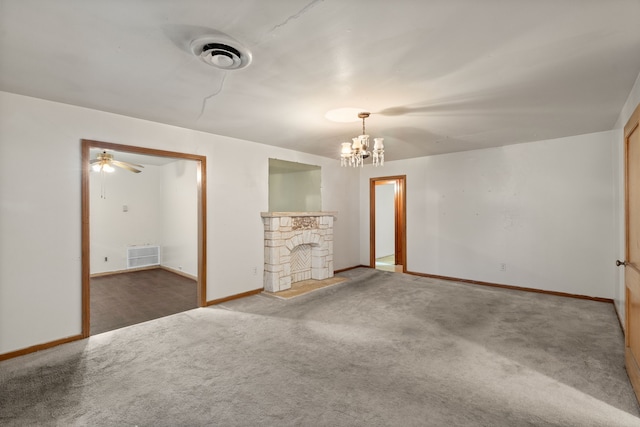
[623,104,640,404]
[369,175,406,271]
[81,139,207,338]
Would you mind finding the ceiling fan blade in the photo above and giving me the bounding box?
[89,159,101,164]
[117,159,144,169]
[111,160,142,173]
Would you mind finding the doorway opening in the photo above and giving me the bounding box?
[81,140,207,338]
[370,176,406,272]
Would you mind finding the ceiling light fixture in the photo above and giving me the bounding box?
[90,151,144,199]
[340,112,384,167]
[91,152,116,173]
[90,151,143,174]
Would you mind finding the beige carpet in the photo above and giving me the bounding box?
[263,276,348,299]
[1,268,638,426]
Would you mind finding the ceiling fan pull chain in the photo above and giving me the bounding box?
[101,169,107,199]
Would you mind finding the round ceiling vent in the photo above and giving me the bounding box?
[190,37,252,70]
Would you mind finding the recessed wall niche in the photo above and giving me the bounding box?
[268,159,321,212]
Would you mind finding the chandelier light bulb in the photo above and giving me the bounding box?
[338,112,384,167]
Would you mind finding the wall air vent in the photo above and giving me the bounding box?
[127,245,160,269]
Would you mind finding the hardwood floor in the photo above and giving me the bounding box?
[90,268,197,335]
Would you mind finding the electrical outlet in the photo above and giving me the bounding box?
[500,263,507,272]
[252,266,257,275]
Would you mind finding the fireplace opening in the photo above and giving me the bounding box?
[291,244,312,283]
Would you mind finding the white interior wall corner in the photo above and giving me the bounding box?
[360,131,618,299]
[0,91,361,354]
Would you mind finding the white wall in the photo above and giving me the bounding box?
[160,160,198,277]
[91,160,198,276]
[375,183,395,259]
[612,71,640,326]
[360,131,618,299]
[269,166,322,212]
[90,164,163,273]
[6,75,634,354]
[0,91,360,354]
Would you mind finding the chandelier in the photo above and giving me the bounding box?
[340,112,384,167]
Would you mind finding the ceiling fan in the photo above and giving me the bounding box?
[90,150,144,173]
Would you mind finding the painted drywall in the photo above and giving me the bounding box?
[375,183,395,259]
[90,160,197,277]
[90,164,163,274]
[612,70,640,326]
[160,160,198,277]
[0,91,360,354]
[269,162,322,212]
[360,131,618,299]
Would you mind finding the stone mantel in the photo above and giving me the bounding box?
[261,211,337,218]
[261,212,336,292]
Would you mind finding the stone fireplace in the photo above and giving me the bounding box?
[261,212,337,292]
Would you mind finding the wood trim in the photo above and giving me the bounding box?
[81,139,207,338]
[90,265,159,278]
[396,177,407,272]
[626,285,631,347]
[370,175,407,272]
[198,156,208,307]
[334,265,371,274]
[627,348,640,405]
[624,102,640,139]
[81,141,91,338]
[160,266,198,281]
[0,334,84,361]
[369,179,376,268]
[205,288,263,306]
[624,104,640,276]
[625,109,634,271]
[624,103,639,349]
[81,140,207,162]
[90,265,196,280]
[405,270,614,303]
[623,103,640,406]
[612,301,625,336]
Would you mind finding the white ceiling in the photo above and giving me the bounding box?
[2,0,640,162]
